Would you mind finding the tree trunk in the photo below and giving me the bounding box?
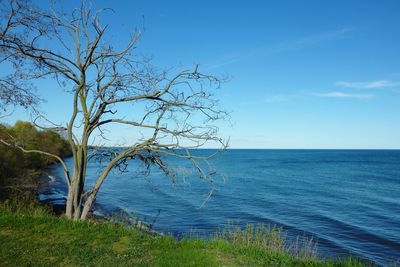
[65,187,75,219]
[80,195,94,220]
[80,157,119,220]
[73,205,82,220]
[69,135,88,220]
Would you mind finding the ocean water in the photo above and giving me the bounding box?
[41,149,400,265]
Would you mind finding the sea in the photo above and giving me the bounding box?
[39,149,400,266]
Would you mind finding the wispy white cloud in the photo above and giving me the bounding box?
[265,95,290,103]
[205,28,351,70]
[264,90,374,104]
[274,28,351,53]
[313,91,373,99]
[205,57,242,70]
[335,80,400,89]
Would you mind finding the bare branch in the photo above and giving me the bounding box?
[1,0,229,220]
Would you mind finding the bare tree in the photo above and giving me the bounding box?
[0,0,42,115]
[0,0,228,220]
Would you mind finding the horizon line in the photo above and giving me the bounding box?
[88,146,400,150]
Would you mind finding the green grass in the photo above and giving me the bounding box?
[0,207,368,267]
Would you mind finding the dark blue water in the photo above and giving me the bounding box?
[41,149,400,265]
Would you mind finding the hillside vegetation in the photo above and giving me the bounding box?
[0,121,71,199]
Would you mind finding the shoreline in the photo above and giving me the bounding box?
[37,171,161,235]
[38,172,66,216]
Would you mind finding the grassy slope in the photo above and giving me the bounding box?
[0,211,365,267]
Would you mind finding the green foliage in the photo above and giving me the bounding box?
[0,121,71,198]
[0,209,368,267]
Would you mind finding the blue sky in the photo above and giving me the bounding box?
[3,0,400,148]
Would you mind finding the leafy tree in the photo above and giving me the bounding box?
[0,122,71,197]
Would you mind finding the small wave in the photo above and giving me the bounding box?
[48,175,56,182]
